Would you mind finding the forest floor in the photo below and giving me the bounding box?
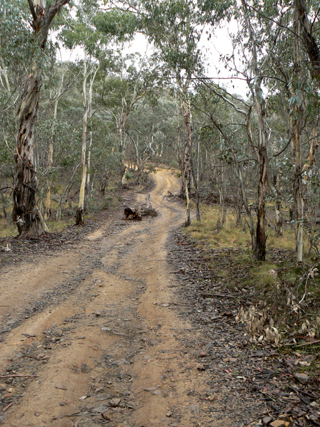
[0,168,319,427]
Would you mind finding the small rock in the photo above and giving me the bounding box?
[91,404,109,413]
[81,363,90,373]
[197,365,207,371]
[166,411,172,417]
[262,416,273,425]
[113,359,128,366]
[293,373,309,384]
[270,420,287,427]
[278,415,292,422]
[101,411,112,420]
[144,387,158,392]
[109,398,121,407]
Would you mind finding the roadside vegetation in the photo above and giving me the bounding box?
[182,201,320,377]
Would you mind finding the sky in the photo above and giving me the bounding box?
[123,21,248,98]
[57,14,248,98]
[199,23,248,98]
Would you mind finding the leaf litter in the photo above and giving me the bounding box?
[167,228,320,427]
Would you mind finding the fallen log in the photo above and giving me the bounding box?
[124,207,142,221]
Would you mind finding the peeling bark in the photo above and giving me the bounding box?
[13,69,42,236]
[242,0,269,260]
[295,0,320,84]
[12,0,69,236]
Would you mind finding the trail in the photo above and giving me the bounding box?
[0,168,229,427]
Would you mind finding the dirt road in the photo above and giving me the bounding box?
[0,168,231,427]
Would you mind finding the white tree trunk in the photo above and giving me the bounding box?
[76,51,88,224]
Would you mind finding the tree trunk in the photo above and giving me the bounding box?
[12,0,69,236]
[86,131,92,196]
[86,64,99,197]
[191,147,200,222]
[76,51,88,225]
[255,145,268,261]
[242,0,268,260]
[12,68,43,237]
[216,134,226,231]
[294,0,320,84]
[275,197,283,236]
[182,99,192,226]
[292,7,305,262]
[292,116,304,261]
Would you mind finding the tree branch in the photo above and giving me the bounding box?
[27,0,37,22]
[39,0,70,47]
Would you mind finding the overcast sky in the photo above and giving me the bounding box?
[57,16,248,98]
[123,20,248,98]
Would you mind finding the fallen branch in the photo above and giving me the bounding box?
[287,385,310,405]
[283,339,320,347]
[0,374,38,378]
[52,411,82,420]
[205,293,235,299]
[3,402,13,412]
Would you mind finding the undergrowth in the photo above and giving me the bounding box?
[182,204,320,363]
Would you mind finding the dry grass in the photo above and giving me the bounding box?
[188,205,250,249]
[183,203,320,352]
[0,218,18,238]
[188,204,311,254]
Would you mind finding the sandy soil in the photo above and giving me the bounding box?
[0,168,232,427]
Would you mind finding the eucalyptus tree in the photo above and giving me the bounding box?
[192,80,257,240]
[61,1,138,223]
[232,0,277,260]
[97,54,154,155]
[60,0,103,224]
[0,0,39,219]
[42,57,76,219]
[255,1,320,261]
[139,0,202,225]
[196,0,317,260]
[294,0,320,85]
[124,91,179,169]
[11,0,70,236]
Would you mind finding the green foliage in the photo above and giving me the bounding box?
[140,0,203,76]
[94,10,137,41]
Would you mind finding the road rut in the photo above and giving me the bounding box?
[0,168,228,427]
